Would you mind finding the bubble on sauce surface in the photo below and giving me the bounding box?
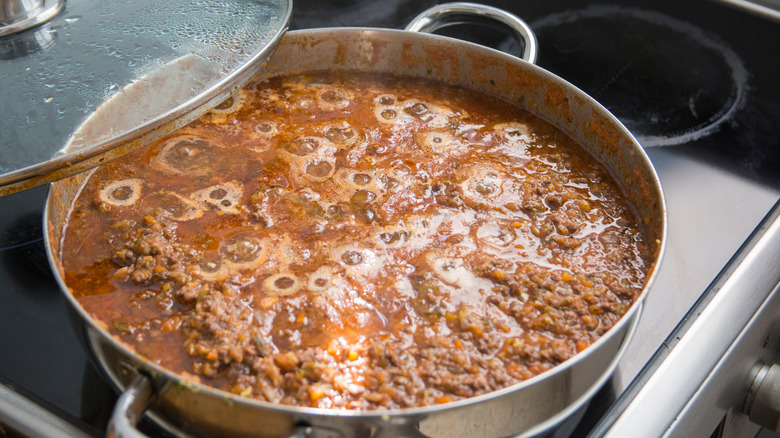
[399,99,455,128]
[352,173,372,186]
[373,93,400,124]
[372,95,454,128]
[460,165,508,203]
[154,134,222,175]
[394,214,447,252]
[416,130,466,155]
[495,122,535,145]
[211,91,245,114]
[251,88,282,107]
[219,231,267,269]
[254,121,278,137]
[304,158,336,180]
[350,189,377,204]
[201,90,248,124]
[374,94,396,107]
[430,256,472,286]
[333,246,385,279]
[373,163,418,194]
[321,121,360,148]
[308,266,334,292]
[341,250,364,266]
[246,121,281,152]
[263,273,301,297]
[476,222,517,247]
[334,168,378,194]
[375,107,399,124]
[143,191,204,221]
[191,182,245,215]
[99,179,143,207]
[316,86,353,110]
[375,226,412,249]
[282,136,337,159]
[192,253,230,281]
[428,252,497,293]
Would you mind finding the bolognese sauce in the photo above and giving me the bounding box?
[61,72,650,410]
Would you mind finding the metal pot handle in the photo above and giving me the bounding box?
[404,2,538,64]
[107,373,155,438]
[104,372,427,438]
[106,373,428,438]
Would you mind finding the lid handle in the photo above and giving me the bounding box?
[0,0,63,36]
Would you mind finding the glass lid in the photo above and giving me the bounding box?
[0,0,291,196]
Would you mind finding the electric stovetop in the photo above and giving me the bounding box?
[1,0,779,436]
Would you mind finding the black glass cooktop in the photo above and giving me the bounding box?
[1,0,778,436]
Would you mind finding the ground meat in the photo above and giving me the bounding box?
[61,71,650,410]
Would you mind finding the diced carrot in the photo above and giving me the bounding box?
[581,279,594,287]
[309,387,325,402]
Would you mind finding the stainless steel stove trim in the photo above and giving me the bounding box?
[669,282,780,437]
[713,0,780,22]
[592,199,780,437]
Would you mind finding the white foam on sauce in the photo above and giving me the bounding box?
[143,191,204,221]
[192,252,230,282]
[153,134,223,176]
[191,181,245,215]
[263,273,302,297]
[476,222,518,248]
[206,89,246,117]
[460,165,508,203]
[253,121,278,137]
[98,178,143,207]
[416,130,469,156]
[218,231,267,270]
[307,266,334,292]
[316,86,353,111]
[321,121,361,148]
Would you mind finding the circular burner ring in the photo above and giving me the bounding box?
[532,6,748,148]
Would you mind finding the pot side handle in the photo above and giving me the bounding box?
[107,373,155,438]
[404,2,538,64]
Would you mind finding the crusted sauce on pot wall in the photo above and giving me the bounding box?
[61,72,650,410]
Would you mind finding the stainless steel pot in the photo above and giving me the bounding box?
[44,3,667,437]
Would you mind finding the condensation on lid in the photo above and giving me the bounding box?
[0,0,291,196]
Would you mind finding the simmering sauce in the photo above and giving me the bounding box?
[61,72,650,409]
